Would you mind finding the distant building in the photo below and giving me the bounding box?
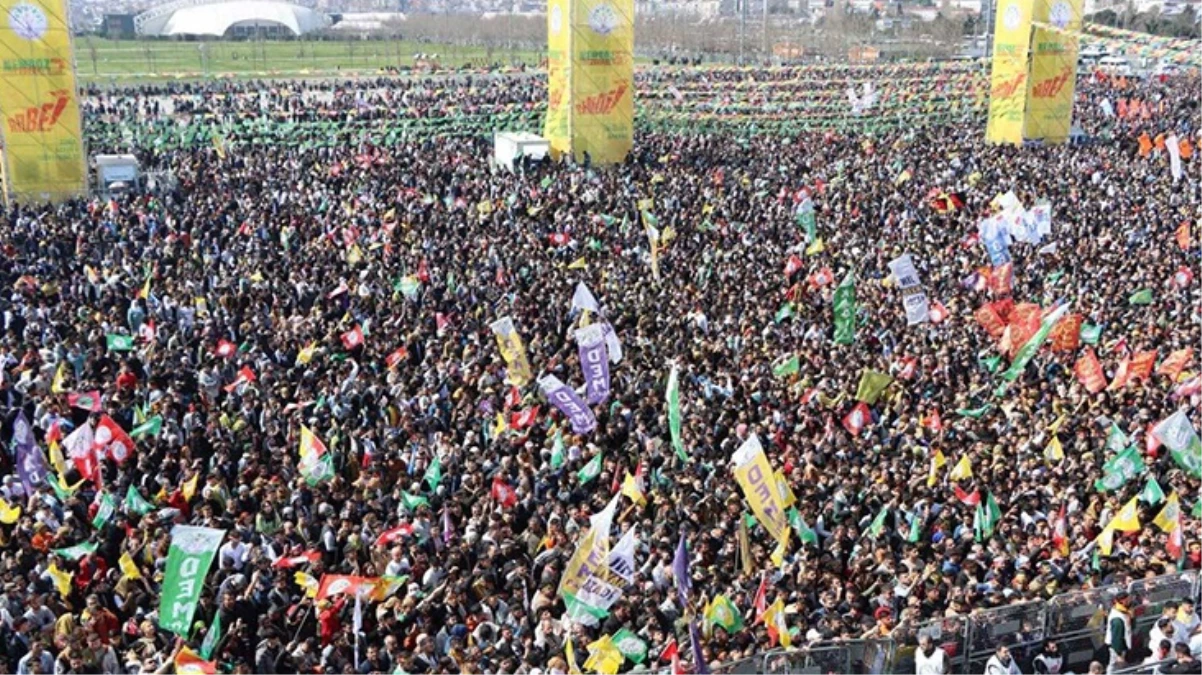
[103,13,138,38]
[135,0,331,37]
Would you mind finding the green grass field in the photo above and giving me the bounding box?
[73,37,544,81]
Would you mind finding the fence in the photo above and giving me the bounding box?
[733,569,1198,674]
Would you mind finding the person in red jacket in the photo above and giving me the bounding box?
[317,597,346,647]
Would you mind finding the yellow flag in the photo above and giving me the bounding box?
[764,597,792,648]
[296,342,317,366]
[1044,436,1064,463]
[1097,524,1116,556]
[1047,415,1066,435]
[1108,497,1141,533]
[118,552,142,579]
[774,470,797,508]
[493,412,508,438]
[1151,492,1180,533]
[620,473,646,506]
[567,257,588,270]
[855,369,894,405]
[49,440,67,479]
[249,271,264,283]
[927,449,947,487]
[48,564,71,598]
[583,635,623,675]
[770,528,791,568]
[295,571,319,598]
[0,500,19,525]
[182,473,200,502]
[51,362,67,394]
[346,244,363,266]
[805,237,825,256]
[565,638,583,675]
[948,455,973,482]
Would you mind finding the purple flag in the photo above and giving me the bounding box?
[689,618,711,675]
[538,375,597,435]
[673,533,690,610]
[575,324,610,405]
[442,505,455,544]
[13,412,49,495]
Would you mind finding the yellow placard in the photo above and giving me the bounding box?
[732,435,790,546]
[569,0,634,164]
[0,0,86,201]
[985,0,1035,146]
[1024,0,1082,143]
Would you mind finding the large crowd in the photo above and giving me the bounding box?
[0,60,1199,675]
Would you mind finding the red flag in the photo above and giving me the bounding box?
[808,267,834,288]
[223,366,256,394]
[842,402,870,437]
[1173,266,1193,289]
[752,573,768,620]
[1075,349,1107,394]
[1146,423,1162,455]
[1157,348,1193,381]
[315,574,373,601]
[784,255,804,279]
[1167,515,1183,561]
[374,524,415,548]
[385,346,408,370]
[214,340,237,359]
[1129,350,1157,382]
[93,414,136,464]
[435,313,450,333]
[417,259,431,283]
[549,233,569,246]
[139,320,157,344]
[929,301,948,324]
[505,386,522,409]
[271,551,321,569]
[988,262,1013,296]
[340,326,364,350]
[1108,356,1132,391]
[953,485,981,506]
[1051,313,1082,352]
[896,356,917,380]
[510,406,539,429]
[491,476,518,508]
[73,450,99,483]
[68,390,103,412]
[1176,220,1191,250]
[974,304,1006,339]
[1052,503,1069,556]
[923,409,944,432]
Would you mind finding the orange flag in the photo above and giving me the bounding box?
[1051,313,1082,352]
[1179,138,1193,159]
[1129,350,1157,382]
[1154,133,1166,151]
[1075,348,1107,394]
[1157,348,1193,381]
[1177,221,1191,250]
[1138,133,1153,157]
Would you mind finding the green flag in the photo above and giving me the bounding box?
[866,506,888,539]
[131,415,163,439]
[743,512,758,530]
[1094,445,1145,492]
[125,485,156,516]
[562,591,609,623]
[1139,476,1166,505]
[577,453,603,485]
[106,334,135,351]
[775,302,796,323]
[833,272,856,345]
[424,456,442,491]
[1193,500,1202,518]
[1105,424,1130,454]
[978,354,1002,373]
[666,364,687,462]
[46,474,73,502]
[159,526,225,636]
[550,429,566,470]
[612,628,648,664]
[855,369,892,405]
[703,595,744,635]
[302,453,335,486]
[956,404,993,419]
[401,492,430,512]
[1001,304,1070,382]
[786,507,818,546]
[200,611,222,660]
[796,207,817,242]
[52,540,98,560]
[1128,288,1153,305]
[395,276,421,299]
[1080,323,1102,345]
[907,512,923,543]
[92,493,117,529]
[974,492,1001,542]
[772,354,800,378]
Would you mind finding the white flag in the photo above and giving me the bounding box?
[608,527,639,582]
[572,282,601,314]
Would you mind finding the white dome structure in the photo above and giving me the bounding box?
[135,0,331,37]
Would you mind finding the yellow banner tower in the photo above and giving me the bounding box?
[543,0,634,164]
[0,0,87,202]
[986,0,1082,145]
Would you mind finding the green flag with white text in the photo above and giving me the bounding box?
[106,334,134,351]
[577,453,603,485]
[833,272,856,345]
[159,526,225,636]
[92,493,116,529]
[667,364,687,462]
[125,485,155,516]
[424,456,442,491]
[612,628,648,664]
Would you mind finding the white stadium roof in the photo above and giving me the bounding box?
[135,0,330,37]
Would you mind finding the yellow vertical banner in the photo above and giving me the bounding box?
[544,0,572,156]
[567,0,634,164]
[985,0,1034,146]
[0,0,87,202]
[1024,0,1081,143]
[731,434,790,547]
[489,317,534,387]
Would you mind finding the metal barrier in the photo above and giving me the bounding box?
[965,600,1049,673]
[889,615,970,674]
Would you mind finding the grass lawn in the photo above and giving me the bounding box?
[73,36,545,81]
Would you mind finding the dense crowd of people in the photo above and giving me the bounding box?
[0,60,1199,675]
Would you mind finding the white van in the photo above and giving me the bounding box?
[1098,56,1131,75]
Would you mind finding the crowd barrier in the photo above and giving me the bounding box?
[720,570,1198,674]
